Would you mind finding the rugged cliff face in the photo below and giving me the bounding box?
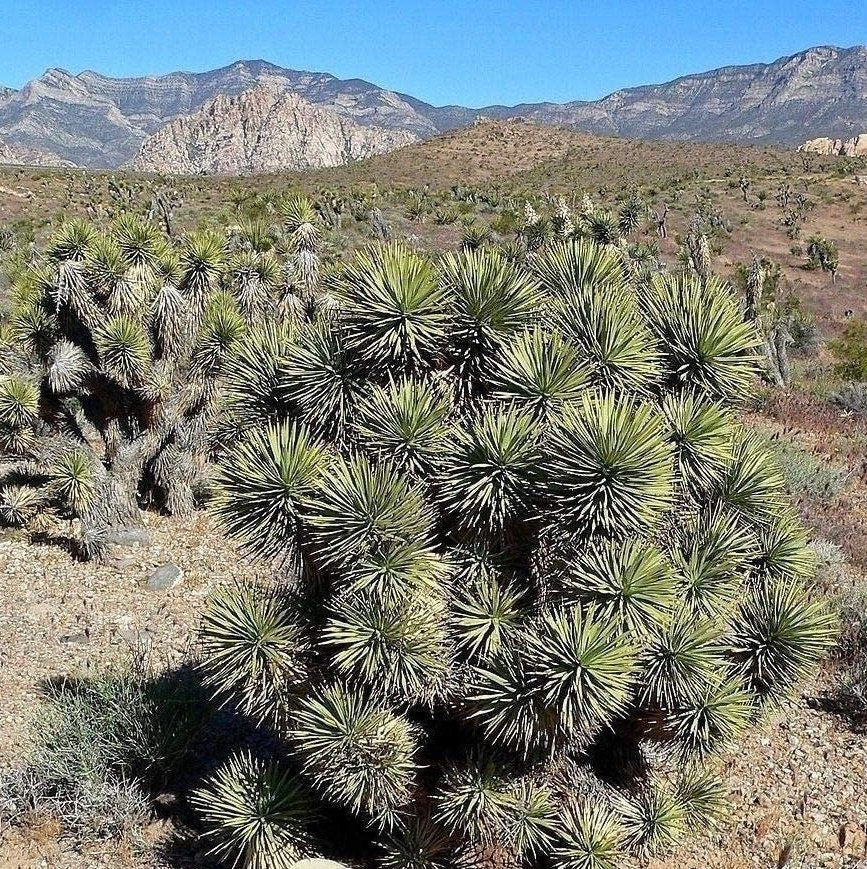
[799,134,867,156]
[127,87,417,175]
[1,45,866,168]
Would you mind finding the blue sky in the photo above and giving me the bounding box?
[2,0,865,106]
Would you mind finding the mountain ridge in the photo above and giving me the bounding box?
[0,44,865,169]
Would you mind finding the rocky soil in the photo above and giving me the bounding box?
[0,512,864,869]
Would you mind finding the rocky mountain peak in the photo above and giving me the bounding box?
[127,85,418,175]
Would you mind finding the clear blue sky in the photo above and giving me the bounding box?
[2,0,865,106]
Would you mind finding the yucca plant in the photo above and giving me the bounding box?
[0,215,278,556]
[198,237,833,866]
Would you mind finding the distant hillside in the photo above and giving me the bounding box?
[128,87,417,175]
[0,45,866,169]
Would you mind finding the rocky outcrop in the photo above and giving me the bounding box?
[127,87,417,175]
[0,136,73,167]
[799,134,867,156]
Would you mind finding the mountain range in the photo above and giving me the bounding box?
[0,44,865,173]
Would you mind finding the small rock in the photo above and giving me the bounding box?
[147,562,183,591]
[59,631,90,645]
[290,862,351,869]
[105,527,151,546]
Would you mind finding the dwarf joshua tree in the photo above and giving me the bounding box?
[198,238,833,868]
[0,212,295,557]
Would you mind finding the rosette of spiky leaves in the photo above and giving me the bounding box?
[551,802,626,869]
[453,570,528,661]
[291,681,419,825]
[713,432,786,524]
[551,285,660,394]
[0,484,44,525]
[11,302,56,360]
[190,292,247,380]
[662,392,733,497]
[491,327,590,419]
[49,447,99,514]
[437,405,543,541]
[583,210,621,246]
[199,583,308,723]
[46,218,96,264]
[616,782,685,856]
[335,243,448,378]
[220,322,295,432]
[323,588,451,702]
[46,339,90,394]
[340,541,447,604]
[544,392,674,540]
[525,607,637,744]
[670,674,753,758]
[639,616,724,709]
[642,273,760,401]
[212,421,328,562]
[728,580,835,703]
[469,651,551,757]
[0,375,39,450]
[461,222,493,251]
[531,240,624,297]
[192,751,315,869]
[229,249,281,322]
[149,251,188,356]
[278,321,359,442]
[432,754,510,846]
[281,194,321,253]
[179,228,226,325]
[112,213,166,278]
[95,315,151,388]
[674,766,727,829]
[354,377,451,478]
[617,193,644,238]
[440,247,539,398]
[563,539,676,637]
[669,508,755,618]
[86,233,148,317]
[502,779,558,860]
[304,453,434,572]
[752,510,816,583]
[379,816,453,869]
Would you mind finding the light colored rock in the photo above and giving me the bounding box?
[290,861,351,869]
[127,86,417,175]
[147,562,184,590]
[799,134,867,156]
[105,527,151,547]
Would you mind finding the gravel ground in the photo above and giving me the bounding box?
[0,513,865,869]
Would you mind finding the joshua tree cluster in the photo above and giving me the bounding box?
[0,196,322,557]
[194,238,833,868]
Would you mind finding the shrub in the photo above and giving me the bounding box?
[0,206,320,557]
[831,381,867,415]
[0,656,208,841]
[829,320,867,380]
[197,240,833,867]
[833,582,867,723]
[769,438,848,502]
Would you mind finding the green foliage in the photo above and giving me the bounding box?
[193,752,315,869]
[0,656,207,841]
[829,319,867,380]
[198,237,830,867]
